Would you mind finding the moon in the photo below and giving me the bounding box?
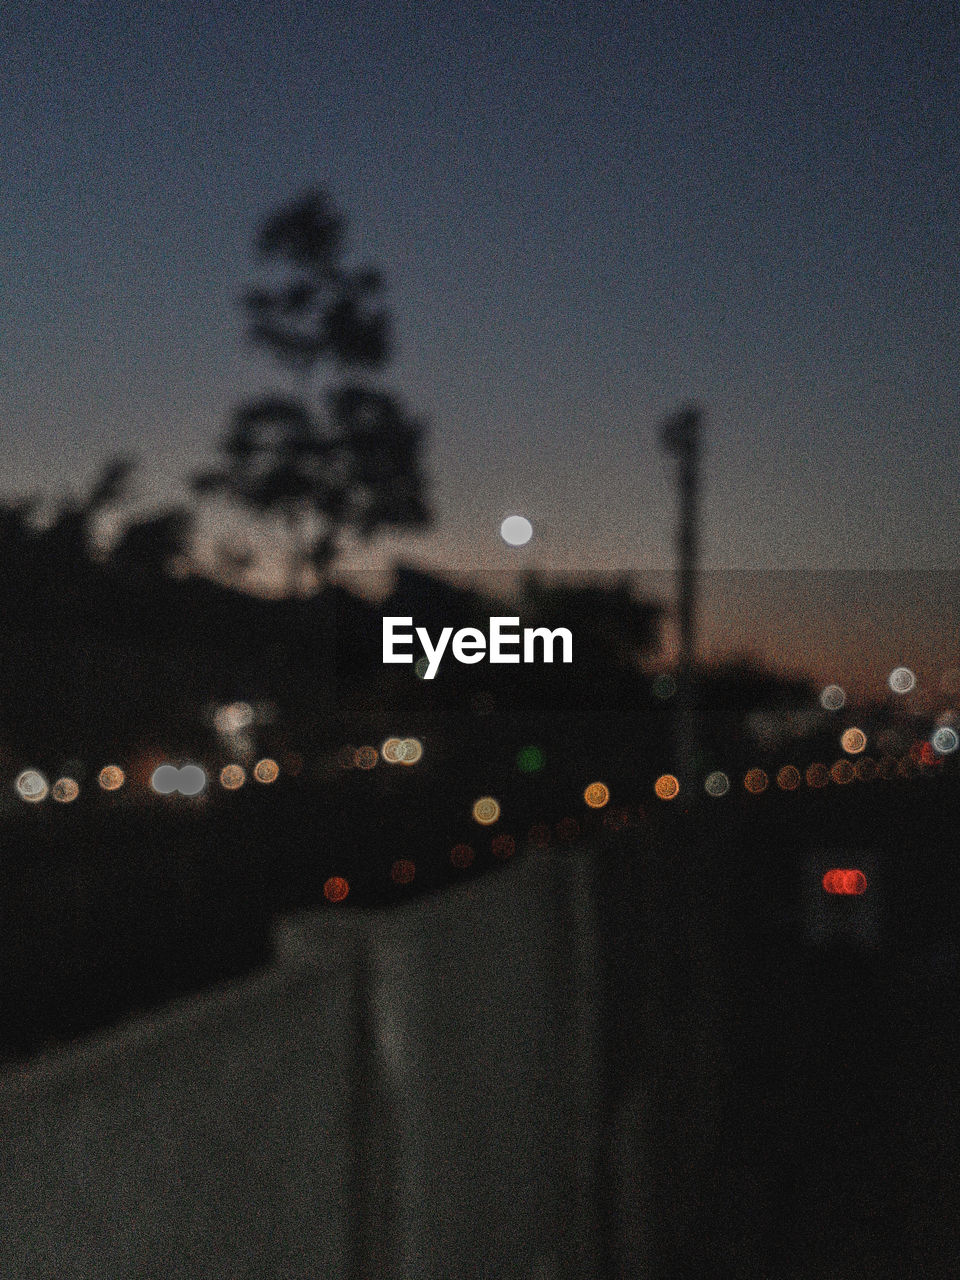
[500,515,533,546]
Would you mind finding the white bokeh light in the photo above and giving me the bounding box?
[151,764,180,795]
[888,666,916,694]
[820,685,846,711]
[500,515,533,547]
[178,764,207,796]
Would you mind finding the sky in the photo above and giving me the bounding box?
[2,0,958,681]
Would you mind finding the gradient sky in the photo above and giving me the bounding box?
[2,1,958,680]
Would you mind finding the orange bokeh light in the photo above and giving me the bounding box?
[830,759,855,785]
[450,843,475,868]
[654,774,680,800]
[805,762,829,788]
[744,768,769,794]
[491,834,516,860]
[776,765,801,791]
[390,858,416,884]
[98,765,125,791]
[841,727,867,755]
[472,796,500,825]
[254,758,280,784]
[220,764,246,790]
[583,782,610,809]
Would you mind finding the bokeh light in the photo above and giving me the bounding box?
[150,764,179,795]
[323,876,349,903]
[214,701,253,735]
[820,684,846,711]
[178,764,207,796]
[220,764,246,790]
[381,737,404,764]
[500,515,533,546]
[889,666,916,694]
[491,834,516,859]
[52,777,79,803]
[555,816,580,842]
[652,673,677,700]
[16,769,49,802]
[840,727,867,755]
[414,656,429,679]
[823,869,867,895]
[805,762,829,788]
[450,843,475,868]
[602,805,634,831]
[516,745,545,773]
[830,759,855,785]
[776,765,801,791]
[472,796,501,825]
[98,765,125,791]
[744,768,769,794]
[397,737,423,765]
[354,745,378,769]
[390,859,416,885]
[253,758,280,784]
[583,781,610,808]
[932,726,959,755]
[654,774,680,800]
[704,771,730,797]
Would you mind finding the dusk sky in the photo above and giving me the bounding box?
[3,1,958,684]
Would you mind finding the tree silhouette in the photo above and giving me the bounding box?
[195,189,430,595]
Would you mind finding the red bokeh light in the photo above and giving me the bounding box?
[323,875,350,903]
[822,868,867,895]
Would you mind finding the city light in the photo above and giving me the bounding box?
[823,869,867,895]
[98,765,125,791]
[450,843,475,868]
[889,666,916,694]
[840,727,867,754]
[220,764,246,790]
[820,684,846,711]
[323,876,349,903]
[583,781,610,808]
[491,834,516,859]
[178,764,207,796]
[704,771,730,797]
[830,759,855,785]
[390,859,416,884]
[932,726,959,755]
[52,777,79,803]
[654,774,680,800]
[516,745,545,773]
[253,758,280,784]
[776,765,801,791]
[744,768,769,794]
[16,769,49,803]
[150,764,180,795]
[472,796,500,825]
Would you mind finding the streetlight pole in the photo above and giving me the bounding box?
[660,403,702,783]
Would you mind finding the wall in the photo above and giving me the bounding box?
[1,850,603,1280]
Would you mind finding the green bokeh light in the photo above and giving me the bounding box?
[516,745,545,773]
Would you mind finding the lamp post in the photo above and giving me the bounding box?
[660,404,702,784]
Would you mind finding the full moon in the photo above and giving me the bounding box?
[500,515,533,546]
